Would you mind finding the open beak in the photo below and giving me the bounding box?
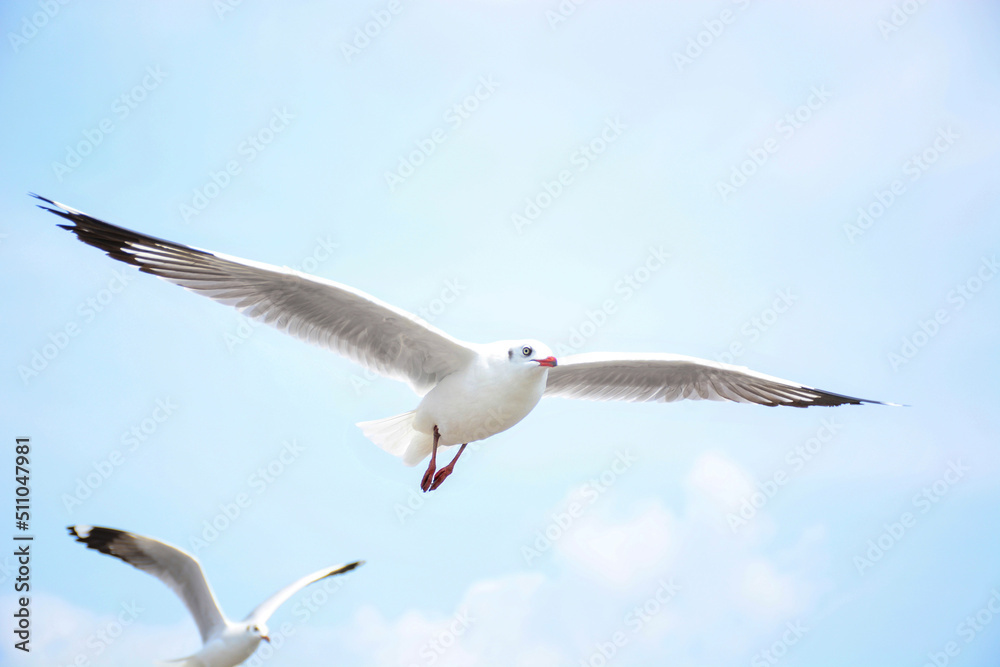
[261,635,271,644]
[533,356,558,367]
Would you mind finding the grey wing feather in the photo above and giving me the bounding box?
[35,195,476,395]
[544,352,892,407]
[68,525,227,643]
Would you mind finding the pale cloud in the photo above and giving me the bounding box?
[555,499,679,588]
[0,592,194,667]
[16,454,833,667]
[337,572,559,667]
[543,452,831,661]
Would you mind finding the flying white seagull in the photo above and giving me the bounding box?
[68,525,363,667]
[37,195,893,491]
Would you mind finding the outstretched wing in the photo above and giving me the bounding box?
[545,352,892,407]
[68,525,227,643]
[244,560,364,625]
[36,195,476,395]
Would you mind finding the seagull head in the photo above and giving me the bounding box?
[506,340,557,369]
[248,623,270,643]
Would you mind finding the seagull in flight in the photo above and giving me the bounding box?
[68,525,363,667]
[36,195,893,491]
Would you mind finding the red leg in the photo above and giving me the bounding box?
[430,443,468,491]
[420,426,441,492]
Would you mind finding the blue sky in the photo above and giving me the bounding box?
[2,1,999,665]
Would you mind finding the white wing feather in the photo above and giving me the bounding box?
[68,525,228,643]
[244,560,363,625]
[36,196,476,395]
[545,352,889,407]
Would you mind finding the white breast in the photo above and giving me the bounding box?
[413,355,549,446]
[177,634,260,667]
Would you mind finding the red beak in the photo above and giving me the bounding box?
[534,356,558,367]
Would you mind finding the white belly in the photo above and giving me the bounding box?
[174,636,260,667]
[413,362,548,446]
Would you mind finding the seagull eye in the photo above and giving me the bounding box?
[522,346,532,357]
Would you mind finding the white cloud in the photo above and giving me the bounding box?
[542,452,831,662]
[19,452,831,667]
[555,499,678,588]
[338,572,560,667]
[0,592,194,667]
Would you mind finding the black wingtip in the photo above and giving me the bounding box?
[30,193,59,210]
[67,525,127,552]
[67,524,92,539]
[341,560,364,573]
[328,560,365,578]
[860,398,907,408]
[30,193,54,210]
[67,524,93,543]
[798,388,904,409]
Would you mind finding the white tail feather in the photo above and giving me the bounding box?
[357,411,433,466]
